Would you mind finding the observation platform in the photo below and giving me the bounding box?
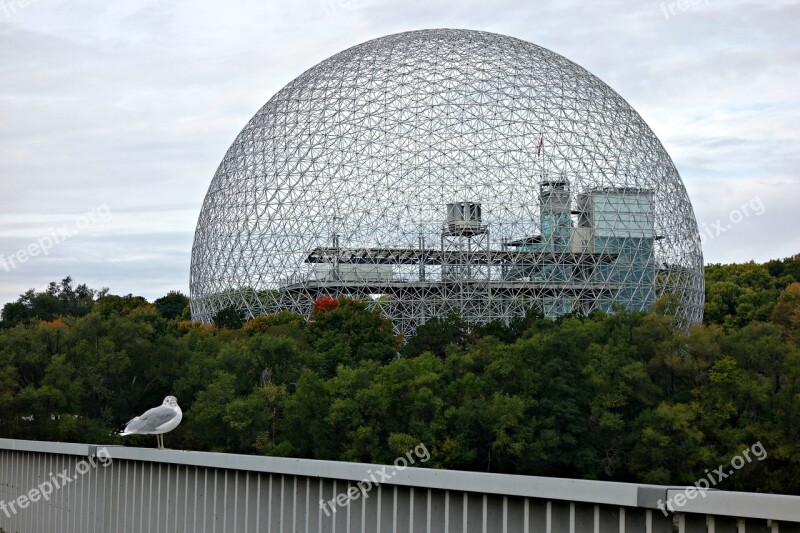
[305,246,619,266]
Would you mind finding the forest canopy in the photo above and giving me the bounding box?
[1,254,799,494]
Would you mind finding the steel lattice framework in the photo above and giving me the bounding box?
[190,29,704,335]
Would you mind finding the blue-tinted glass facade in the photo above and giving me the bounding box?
[515,186,655,318]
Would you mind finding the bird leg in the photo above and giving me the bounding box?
[156,434,162,450]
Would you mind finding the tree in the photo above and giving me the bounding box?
[1,277,96,328]
[212,306,247,329]
[402,312,468,358]
[308,297,398,374]
[154,291,190,320]
[771,283,800,344]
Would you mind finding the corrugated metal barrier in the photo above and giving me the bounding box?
[0,439,799,532]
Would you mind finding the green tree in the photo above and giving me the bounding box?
[402,312,468,358]
[212,306,247,329]
[309,298,398,374]
[154,291,190,320]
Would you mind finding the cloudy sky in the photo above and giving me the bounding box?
[0,0,798,305]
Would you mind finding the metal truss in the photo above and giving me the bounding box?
[190,29,704,336]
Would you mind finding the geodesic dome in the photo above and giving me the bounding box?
[190,29,704,335]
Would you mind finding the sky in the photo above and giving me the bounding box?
[0,0,798,305]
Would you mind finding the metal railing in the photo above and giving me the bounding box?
[0,438,798,532]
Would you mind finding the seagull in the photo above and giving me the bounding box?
[113,396,183,449]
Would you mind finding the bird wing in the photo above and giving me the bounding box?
[122,405,177,434]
